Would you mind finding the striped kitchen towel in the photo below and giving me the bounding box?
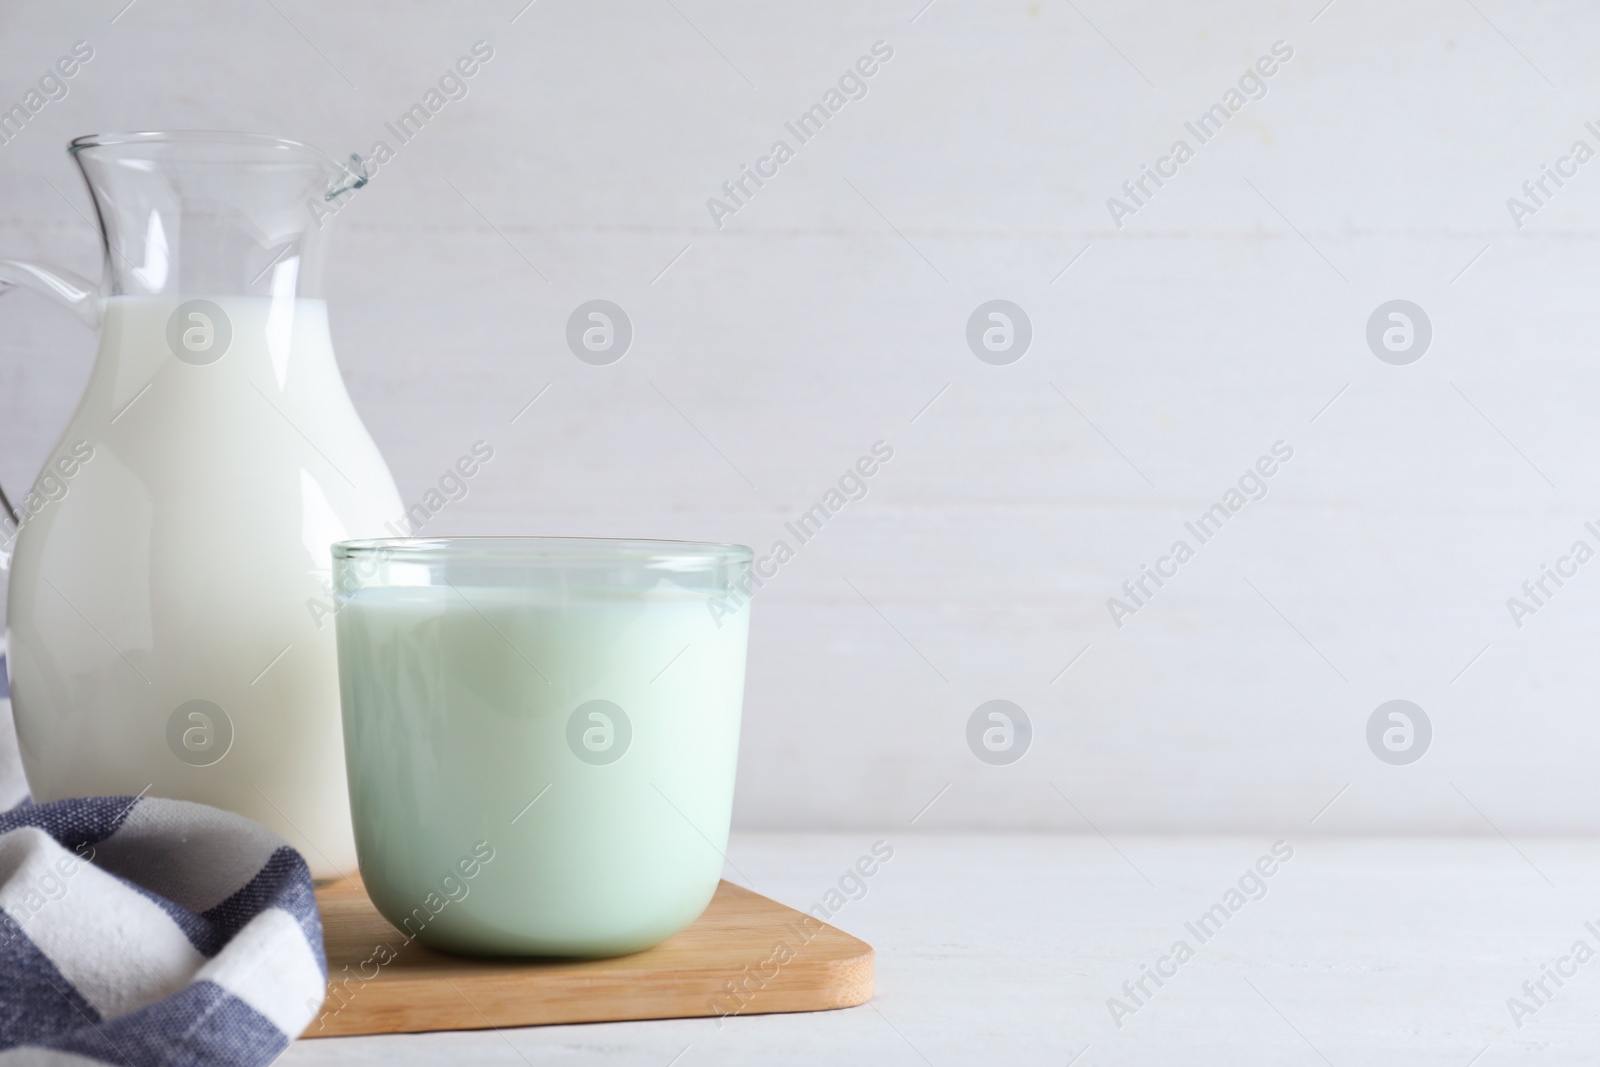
[0,794,326,1066]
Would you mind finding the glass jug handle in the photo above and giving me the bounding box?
[0,261,99,330]
[0,260,99,533]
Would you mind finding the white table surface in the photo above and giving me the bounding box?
[278,832,1600,1066]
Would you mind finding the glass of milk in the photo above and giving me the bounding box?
[332,536,752,957]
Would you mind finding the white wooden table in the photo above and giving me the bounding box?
[280,832,1600,1065]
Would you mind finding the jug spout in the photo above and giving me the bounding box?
[69,131,361,301]
[314,153,370,228]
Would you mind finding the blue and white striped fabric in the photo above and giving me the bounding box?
[0,793,326,1066]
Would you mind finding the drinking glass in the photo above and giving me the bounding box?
[332,536,752,957]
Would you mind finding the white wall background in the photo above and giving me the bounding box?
[1,0,1597,835]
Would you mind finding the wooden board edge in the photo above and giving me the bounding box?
[304,880,876,1038]
[305,949,874,1037]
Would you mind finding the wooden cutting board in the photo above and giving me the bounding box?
[305,876,873,1037]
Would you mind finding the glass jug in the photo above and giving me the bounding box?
[0,131,401,879]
